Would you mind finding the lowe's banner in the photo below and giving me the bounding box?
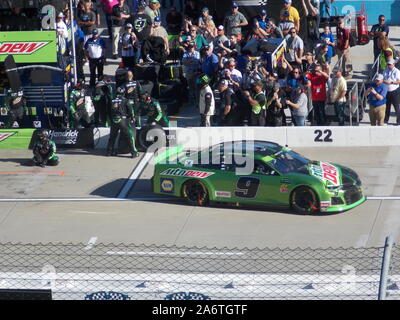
[0,31,57,64]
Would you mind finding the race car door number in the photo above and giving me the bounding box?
[234,177,260,199]
[314,129,333,142]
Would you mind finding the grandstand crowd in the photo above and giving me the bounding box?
[2,0,400,129]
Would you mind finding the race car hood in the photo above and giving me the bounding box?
[307,161,342,187]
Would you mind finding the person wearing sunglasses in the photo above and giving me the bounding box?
[284,27,304,69]
[369,15,390,61]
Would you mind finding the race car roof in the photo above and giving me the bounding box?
[210,140,283,157]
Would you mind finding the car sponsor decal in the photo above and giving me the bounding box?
[0,41,50,55]
[215,191,232,198]
[160,178,174,193]
[183,159,193,167]
[280,184,289,193]
[310,162,340,186]
[0,132,16,142]
[161,168,214,179]
[320,201,331,212]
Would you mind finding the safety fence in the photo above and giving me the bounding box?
[0,237,398,300]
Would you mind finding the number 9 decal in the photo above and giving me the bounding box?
[234,177,260,198]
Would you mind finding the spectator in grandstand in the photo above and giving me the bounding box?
[131,5,152,64]
[278,10,295,37]
[84,29,107,88]
[319,24,335,64]
[184,26,208,51]
[377,36,395,72]
[201,45,219,78]
[213,26,230,55]
[217,34,241,59]
[56,12,68,55]
[306,64,329,125]
[280,0,300,32]
[263,23,284,39]
[315,44,330,72]
[301,51,315,73]
[217,79,242,126]
[336,18,353,79]
[330,69,347,126]
[198,7,214,32]
[246,23,267,41]
[224,3,248,38]
[120,23,137,69]
[182,41,201,107]
[166,6,183,34]
[285,27,304,69]
[383,59,400,125]
[145,0,161,22]
[111,0,131,60]
[150,16,170,57]
[367,73,388,126]
[220,59,243,89]
[369,15,389,61]
[286,84,308,126]
[301,0,321,53]
[255,9,270,31]
[77,0,97,44]
[100,0,118,39]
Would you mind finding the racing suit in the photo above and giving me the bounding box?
[141,98,170,127]
[92,80,112,127]
[5,89,26,128]
[106,96,138,155]
[123,80,142,126]
[33,139,59,167]
[199,84,215,127]
[69,88,91,128]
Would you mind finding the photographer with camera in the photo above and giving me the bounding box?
[286,84,308,126]
[265,82,285,127]
[367,73,388,126]
[213,26,230,55]
[306,63,329,125]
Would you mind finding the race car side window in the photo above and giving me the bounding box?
[253,161,279,176]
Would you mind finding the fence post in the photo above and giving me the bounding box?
[378,236,394,300]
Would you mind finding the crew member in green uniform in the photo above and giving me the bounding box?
[139,90,170,127]
[32,129,59,167]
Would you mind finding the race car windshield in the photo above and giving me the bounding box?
[268,151,310,174]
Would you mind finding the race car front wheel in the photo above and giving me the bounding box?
[290,187,320,214]
[182,180,209,207]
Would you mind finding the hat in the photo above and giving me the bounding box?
[125,23,133,29]
[374,74,384,81]
[283,10,290,17]
[387,58,395,65]
[92,29,99,35]
[202,7,209,11]
[149,0,159,3]
[57,12,64,18]
[260,9,267,15]
[232,2,238,8]
[284,0,292,3]
[217,25,224,31]
[219,79,229,87]
[154,16,161,23]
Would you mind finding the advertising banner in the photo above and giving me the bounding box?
[0,129,36,149]
[29,129,95,149]
[0,31,57,64]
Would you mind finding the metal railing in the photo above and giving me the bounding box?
[0,237,398,300]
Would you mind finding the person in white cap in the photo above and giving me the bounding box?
[213,25,230,55]
[367,73,388,126]
[120,23,137,69]
[383,58,400,125]
[56,12,68,55]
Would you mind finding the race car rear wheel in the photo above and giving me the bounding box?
[182,180,209,207]
[290,187,320,214]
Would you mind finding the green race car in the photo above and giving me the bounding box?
[152,140,366,214]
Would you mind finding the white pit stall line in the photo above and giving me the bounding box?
[118,152,154,199]
[0,197,172,203]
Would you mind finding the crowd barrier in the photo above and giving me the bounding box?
[94,126,400,150]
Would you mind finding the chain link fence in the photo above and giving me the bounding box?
[0,239,399,300]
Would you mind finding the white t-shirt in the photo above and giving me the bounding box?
[383,67,400,92]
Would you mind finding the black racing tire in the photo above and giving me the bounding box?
[290,186,320,214]
[137,123,166,152]
[181,180,209,207]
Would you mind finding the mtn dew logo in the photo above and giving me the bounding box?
[311,162,339,186]
[0,31,57,63]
